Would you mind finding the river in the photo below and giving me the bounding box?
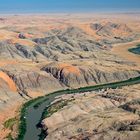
[22,41,140,140]
[23,91,67,140]
[21,76,140,140]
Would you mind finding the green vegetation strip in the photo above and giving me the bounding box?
[42,99,74,119]
[128,44,140,55]
[33,97,49,109]
[38,99,74,140]
[17,76,140,140]
[4,117,19,140]
[33,76,140,109]
[17,97,44,140]
[4,117,17,130]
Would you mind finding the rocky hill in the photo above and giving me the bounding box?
[42,84,140,140]
[0,14,140,139]
[42,61,139,88]
[0,23,139,123]
[0,24,138,61]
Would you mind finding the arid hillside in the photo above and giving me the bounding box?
[42,84,140,140]
[0,13,140,139]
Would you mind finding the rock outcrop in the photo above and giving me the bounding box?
[91,22,132,37]
[42,84,140,140]
[0,14,140,140]
[0,41,37,60]
[42,62,140,87]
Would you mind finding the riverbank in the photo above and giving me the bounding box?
[41,84,140,140]
[17,75,140,140]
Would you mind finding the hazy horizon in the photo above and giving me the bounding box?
[0,0,140,14]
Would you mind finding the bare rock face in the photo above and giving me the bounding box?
[0,70,23,118]
[42,62,84,87]
[90,23,102,31]
[0,23,138,102]
[42,84,140,140]
[33,26,103,61]
[0,27,103,61]
[42,62,140,88]
[4,69,64,97]
[14,71,64,91]
[0,25,136,62]
[18,33,26,39]
[0,41,36,60]
[0,15,140,139]
[120,99,140,115]
[90,22,136,44]
[91,22,132,37]
[0,86,22,112]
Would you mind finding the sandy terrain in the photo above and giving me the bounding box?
[0,13,139,139]
[0,99,23,140]
[43,84,140,140]
[0,59,18,67]
[112,40,140,65]
[0,71,17,92]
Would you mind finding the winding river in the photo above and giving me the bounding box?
[23,92,66,140]
[19,76,140,140]
[19,42,140,140]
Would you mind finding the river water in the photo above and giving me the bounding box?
[23,75,140,140]
[24,91,67,140]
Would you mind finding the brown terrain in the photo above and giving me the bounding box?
[0,13,139,139]
[112,40,140,64]
[42,84,140,140]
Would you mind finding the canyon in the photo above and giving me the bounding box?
[0,13,139,140]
